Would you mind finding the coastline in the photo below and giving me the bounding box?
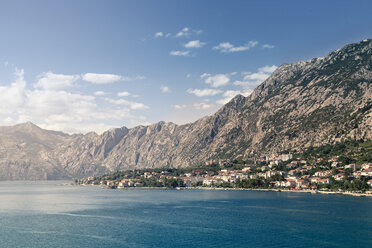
[197,187,372,197]
[78,184,372,197]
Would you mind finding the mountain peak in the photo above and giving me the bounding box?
[15,121,41,130]
[224,94,246,109]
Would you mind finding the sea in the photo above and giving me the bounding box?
[0,181,371,248]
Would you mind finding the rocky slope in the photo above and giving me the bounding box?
[0,39,371,179]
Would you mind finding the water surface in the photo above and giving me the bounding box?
[0,181,371,247]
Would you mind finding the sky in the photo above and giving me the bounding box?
[0,0,371,134]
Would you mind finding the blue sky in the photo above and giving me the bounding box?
[0,0,371,133]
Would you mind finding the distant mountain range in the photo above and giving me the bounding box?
[0,39,371,180]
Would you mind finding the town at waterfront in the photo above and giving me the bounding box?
[77,140,372,196]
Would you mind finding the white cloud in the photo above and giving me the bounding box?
[154,32,164,37]
[82,73,145,84]
[0,68,149,134]
[213,41,258,53]
[170,50,190,56]
[82,73,122,84]
[201,73,230,88]
[172,104,187,109]
[117,91,131,97]
[0,69,27,115]
[105,98,149,110]
[184,40,206,48]
[187,88,222,97]
[34,72,80,90]
[175,27,190,37]
[193,102,214,110]
[262,44,275,49]
[234,65,277,89]
[160,86,171,93]
[94,91,107,96]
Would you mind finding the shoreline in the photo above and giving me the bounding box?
[190,187,372,197]
[78,184,372,197]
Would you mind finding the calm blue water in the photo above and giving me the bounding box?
[0,181,371,247]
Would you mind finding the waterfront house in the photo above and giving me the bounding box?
[106,180,115,187]
[296,179,309,189]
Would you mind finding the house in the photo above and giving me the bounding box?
[119,179,134,187]
[143,172,152,178]
[259,170,281,179]
[274,181,285,187]
[361,169,372,177]
[106,180,115,187]
[286,163,297,169]
[288,169,298,176]
[134,182,142,187]
[362,163,372,170]
[310,177,321,183]
[314,170,334,177]
[331,162,340,168]
[284,179,296,188]
[334,173,345,181]
[317,178,333,184]
[353,172,362,179]
[310,177,332,184]
[345,164,361,170]
[296,179,309,189]
[281,154,293,161]
[203,177,214,186]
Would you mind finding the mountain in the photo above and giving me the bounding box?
[0,39,371,180]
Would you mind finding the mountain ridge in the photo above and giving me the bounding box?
[0,39,371,180]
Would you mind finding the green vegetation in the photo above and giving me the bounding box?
[78,139,372,194]
[298,139,372,165]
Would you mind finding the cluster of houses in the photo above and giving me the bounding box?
[80,154,372,190]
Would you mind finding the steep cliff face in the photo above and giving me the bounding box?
[0,122,71,180]
[242,39,372,152]
[0,39,371,179]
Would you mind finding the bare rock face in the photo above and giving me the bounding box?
[0,39,371,180]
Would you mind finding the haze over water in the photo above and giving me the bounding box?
[0,181,371,247]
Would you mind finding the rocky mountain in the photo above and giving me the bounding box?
[0,39,371,180]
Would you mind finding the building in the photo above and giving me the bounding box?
[334,173,345,181]
[362,163,372,170]
[345,164,361,170]
[361,169,372,177]
[281,154,293,161]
